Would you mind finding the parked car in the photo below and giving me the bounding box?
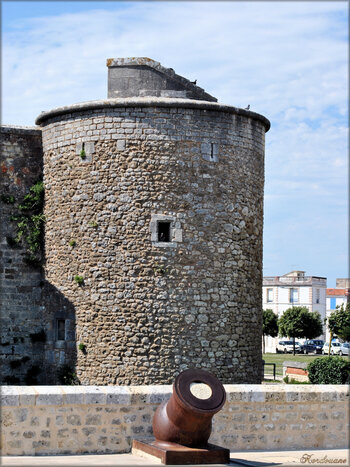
[300,339,324,354]
[338,342,350,356]
[322,342,341,355]
[276,340,301,353]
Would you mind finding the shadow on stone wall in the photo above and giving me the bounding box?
[0,126,46,385]
[41,280,77,385]
[0,126,79,385]
[0,268,78,385]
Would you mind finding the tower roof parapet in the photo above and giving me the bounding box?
[106,57,218,102]
[35,97,270,131]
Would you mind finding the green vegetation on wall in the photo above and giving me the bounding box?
[2,180,45,266]
[57,364,80,385]
[74,275,84,286]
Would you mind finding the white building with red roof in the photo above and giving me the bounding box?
[325,279,350,342]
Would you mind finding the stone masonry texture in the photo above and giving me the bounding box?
[0,126,44,385]
[1,59,270,385]
[38,99,268,385]
[1,385,348,455]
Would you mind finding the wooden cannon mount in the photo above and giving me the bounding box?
[132,368,230,465]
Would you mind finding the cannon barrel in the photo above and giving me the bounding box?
[152,368,226,447]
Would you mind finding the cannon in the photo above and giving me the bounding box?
[132,368,230,464]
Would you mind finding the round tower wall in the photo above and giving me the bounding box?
[40,103,266,384]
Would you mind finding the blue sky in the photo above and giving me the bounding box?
[2,1,348,287]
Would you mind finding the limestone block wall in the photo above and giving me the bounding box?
[0,126,44,385]
[37,98,269,385]
[1,385,348,456]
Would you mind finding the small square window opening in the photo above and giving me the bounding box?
[158,221,171,242]
[57,319,66,341]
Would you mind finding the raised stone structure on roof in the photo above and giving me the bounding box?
[106,57,217,102]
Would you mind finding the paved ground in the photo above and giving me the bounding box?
[1,449,348,466]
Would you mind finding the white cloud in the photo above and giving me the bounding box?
[2,1,348,285]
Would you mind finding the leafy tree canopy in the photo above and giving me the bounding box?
[263,309,279,337]
[278,306,323,340]
[327,303,350,342]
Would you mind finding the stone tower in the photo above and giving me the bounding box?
[36,58,270,384]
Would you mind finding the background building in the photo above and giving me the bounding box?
[262,271,327,352]
[325,279,350,342]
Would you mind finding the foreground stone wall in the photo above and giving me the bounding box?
[0,126,44,385]
[1,385,348,456]
[38,99,268,385]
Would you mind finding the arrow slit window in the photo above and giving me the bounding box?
[57,319,66,341]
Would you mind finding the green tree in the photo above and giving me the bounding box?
[278,306,323,355]
[262,309,279,354]
[326,303,350,354]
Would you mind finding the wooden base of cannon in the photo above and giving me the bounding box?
[132,439,230,465]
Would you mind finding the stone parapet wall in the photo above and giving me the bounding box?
[35,98,270,130]
[1,385,348,456]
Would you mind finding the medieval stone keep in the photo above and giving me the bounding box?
[0,58,270,385]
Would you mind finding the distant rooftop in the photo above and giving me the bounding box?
[336,278,350,289]
[283,271,306,277]
[263,271,327,287]
[327,288,349,296]
[106,57,217,102]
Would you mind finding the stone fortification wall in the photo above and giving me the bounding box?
[37,98,268,385]
[0,126,76,385]
[0,126,45,385]
[1,385,348,455]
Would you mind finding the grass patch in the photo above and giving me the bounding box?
[263,353,349,377]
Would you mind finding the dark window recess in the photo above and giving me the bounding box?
[57,319,66,341]
[210,143,215,160]
[158,221,171,242]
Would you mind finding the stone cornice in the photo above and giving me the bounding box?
[35,97,270,131]
[1,124,42,135]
